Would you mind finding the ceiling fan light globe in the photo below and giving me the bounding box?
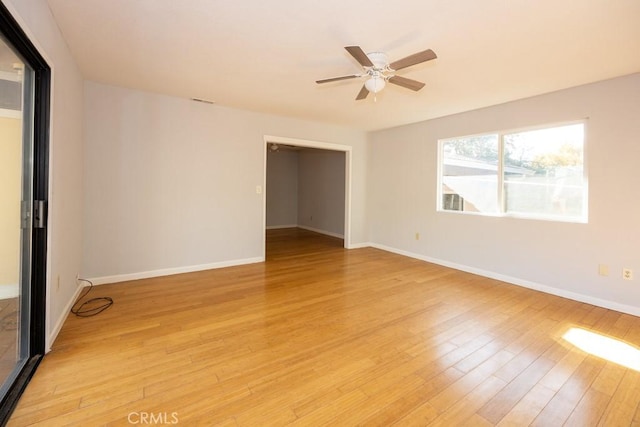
[365,77,386,94]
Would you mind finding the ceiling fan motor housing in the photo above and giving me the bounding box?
[366,52,390,71]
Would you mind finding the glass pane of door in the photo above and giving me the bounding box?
[0,34,33,396]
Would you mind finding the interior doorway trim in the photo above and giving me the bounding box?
[262,135,353,255]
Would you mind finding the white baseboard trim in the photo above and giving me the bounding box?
[347,242,372,249]
[87,257,264,286]
[266,224,298,230]
[297,225,344,239]
[371,243,640,318]
[47,281,85,352]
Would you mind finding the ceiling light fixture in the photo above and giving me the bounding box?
[364,75,386,94]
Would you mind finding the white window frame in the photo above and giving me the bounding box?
[437,120,588,223]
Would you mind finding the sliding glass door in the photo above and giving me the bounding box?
[0,3,50,421]
[0,31,32,399]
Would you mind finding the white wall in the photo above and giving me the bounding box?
[369,73,640,314]
[83,81,368,281]
[4,0,85,348]
[266,150,298,228]
[298,149,346,237]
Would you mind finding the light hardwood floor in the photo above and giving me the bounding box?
[9,228,640,426]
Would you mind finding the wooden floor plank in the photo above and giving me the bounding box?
[428,375,507,426]
[565,388,612,427]
[531,356,605,426]
[496,383,557,426]
[8,228,640,425]
[477,354,556,424]
[597,370,640,427]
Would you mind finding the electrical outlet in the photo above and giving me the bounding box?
[56,275,60,291]
[623,268,633,281]
[415,232,420,240]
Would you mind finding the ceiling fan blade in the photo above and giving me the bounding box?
[316,74,360,84]
[345,46,374,67]
[355,85,369,100]
[389,49,437,71]
[388,75,426,91]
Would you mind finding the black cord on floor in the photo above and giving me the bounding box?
[71,278,113,317]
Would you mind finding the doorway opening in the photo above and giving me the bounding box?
[262,136,352,259]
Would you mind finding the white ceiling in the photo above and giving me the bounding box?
[46,0,640,131]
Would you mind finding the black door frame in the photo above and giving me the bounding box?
[0,1,50,422]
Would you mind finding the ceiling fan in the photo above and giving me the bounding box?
[316,46,437,100]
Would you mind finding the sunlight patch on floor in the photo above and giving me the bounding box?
[563,327,640,372]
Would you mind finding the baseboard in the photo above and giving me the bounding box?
[46,281,85,352]
[266,224,298,230]
[347,242,372,249]
[371,243,640,318]
[87,257,264,286]
[297,225,344,239]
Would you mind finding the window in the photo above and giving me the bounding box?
[438,122,586,222]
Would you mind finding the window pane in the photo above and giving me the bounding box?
[503,124,585,220]
[441,135,499,213]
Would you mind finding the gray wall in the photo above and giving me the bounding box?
[266,150,298,227]
[298,150,345,236]
[266,148,346,238]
